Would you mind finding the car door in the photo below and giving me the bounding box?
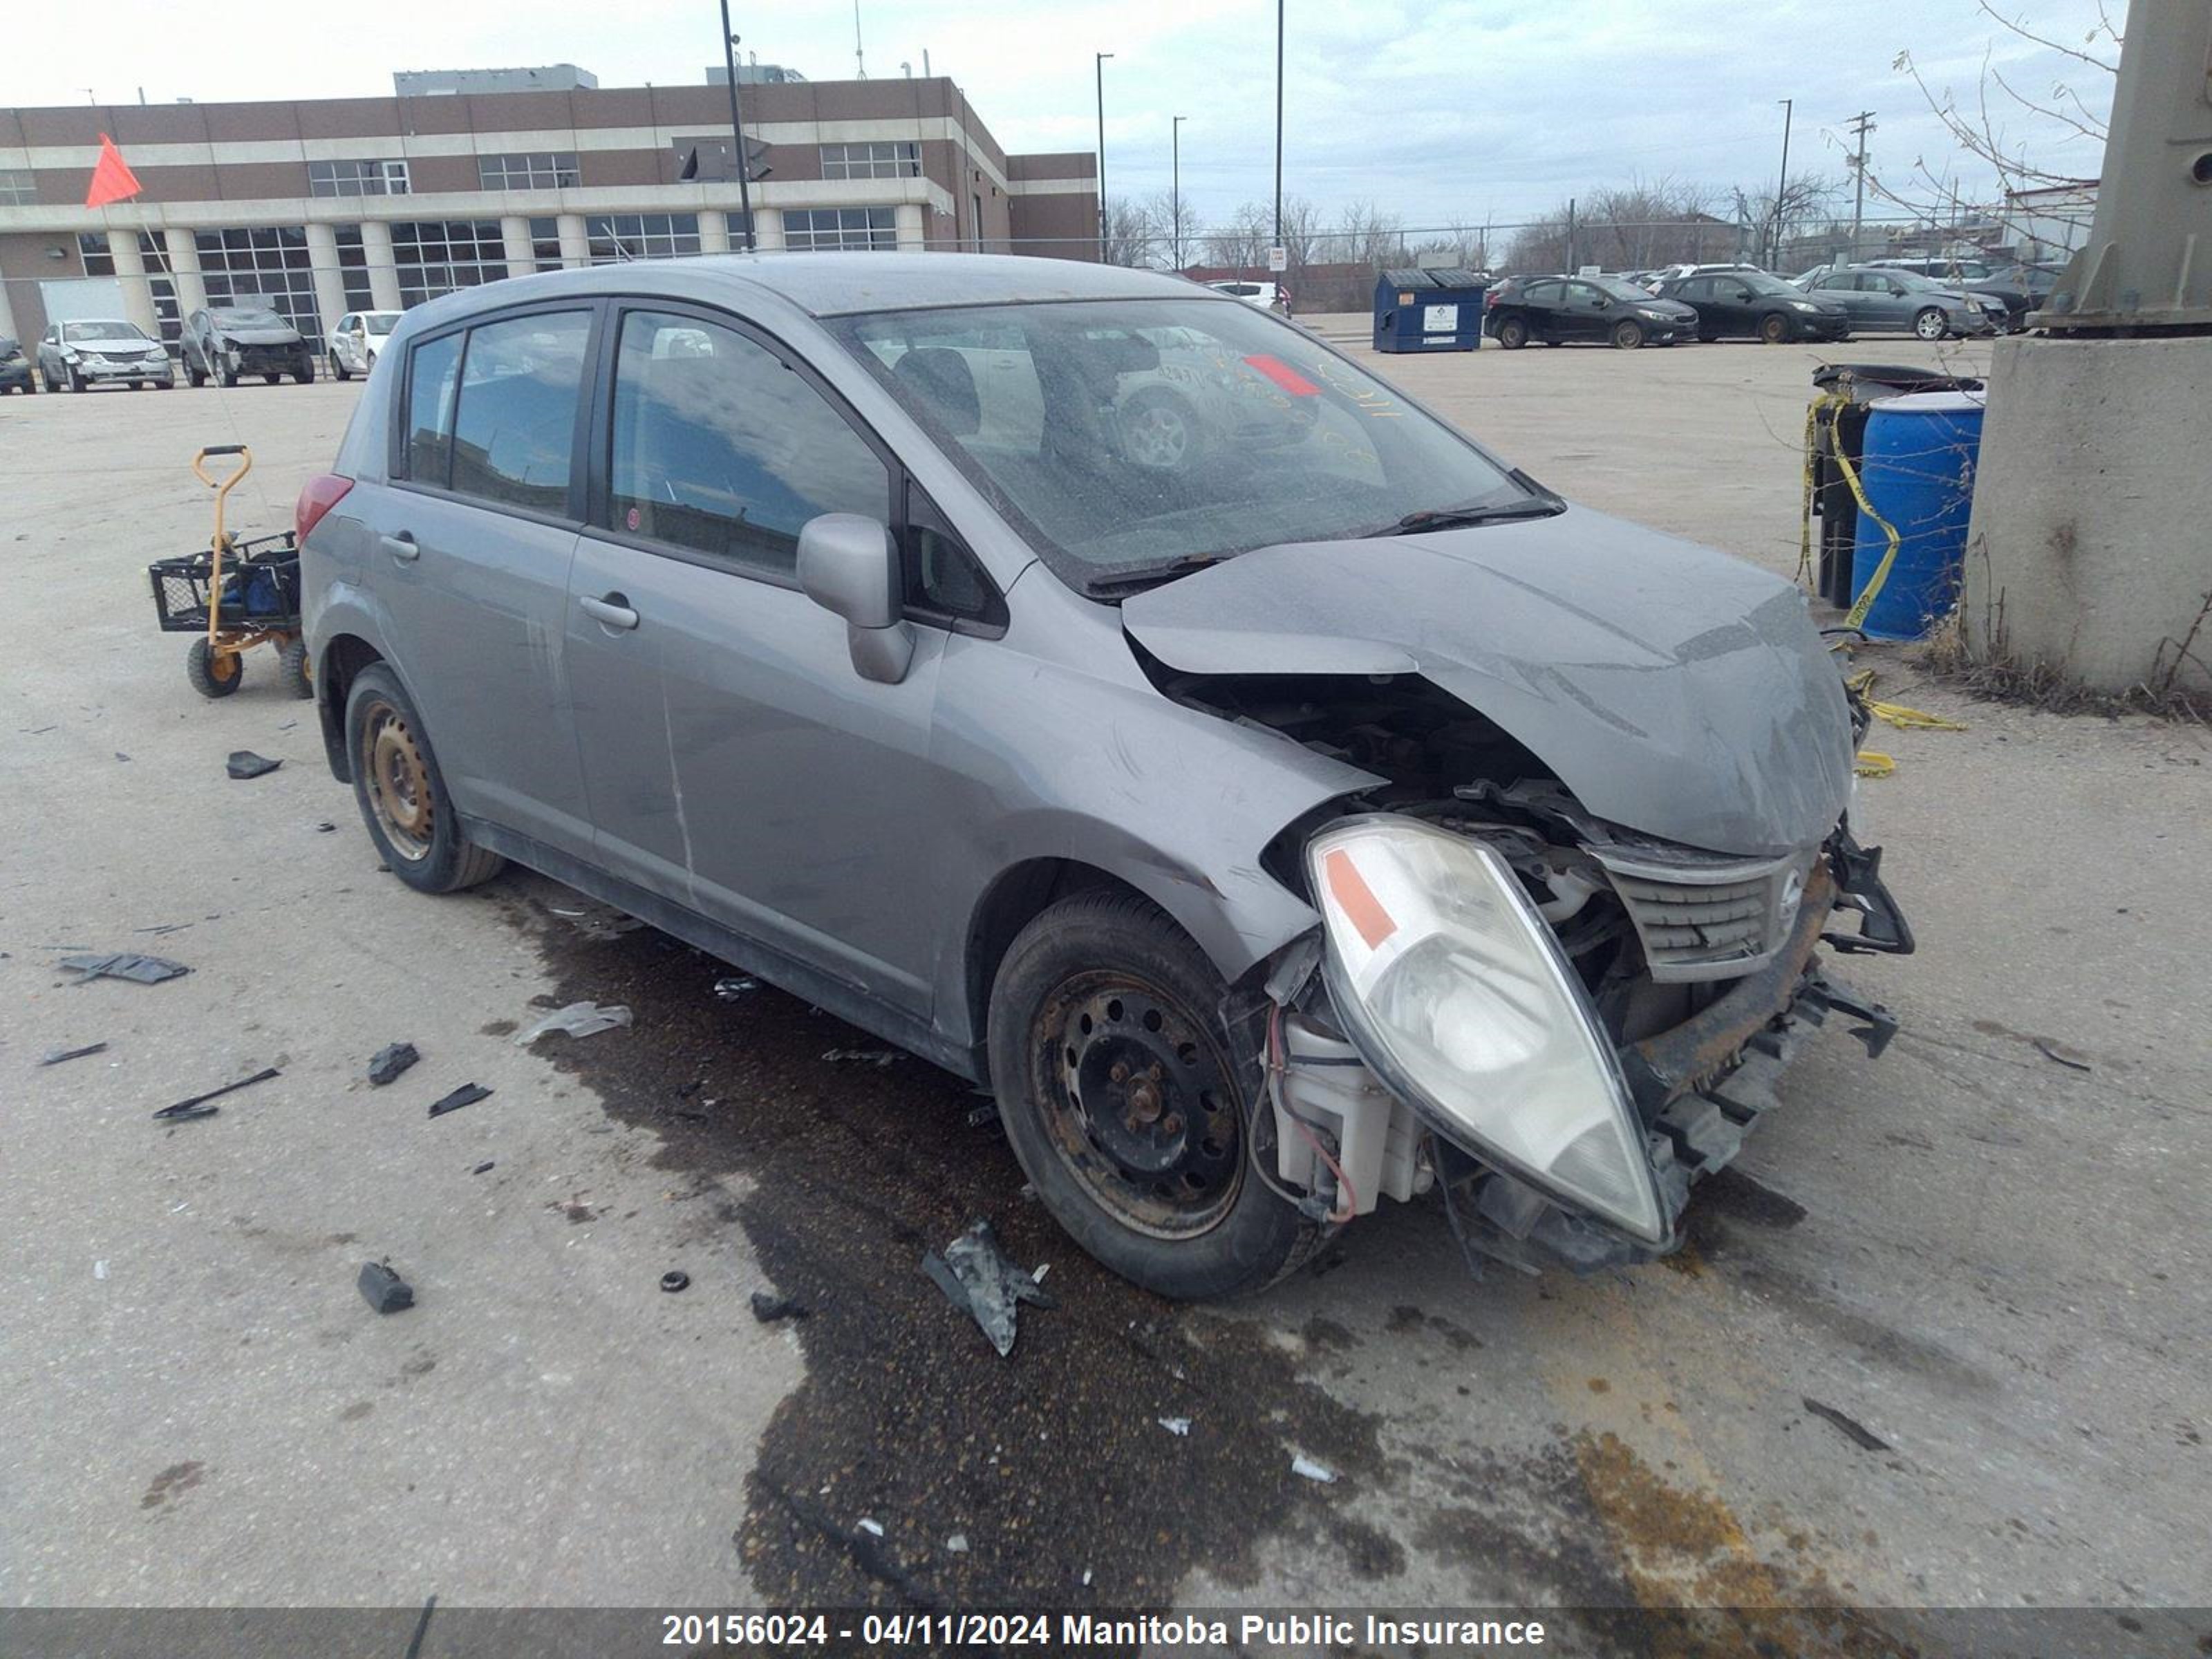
[1671,276,1719,334]
[1811,274,1871,328]
[333,313,356,368]
[1559,281,1611,341]
[1517,279,1565,339]
[358,303,598,857]
[1859,274,1916,330]
[563,301,950,1012]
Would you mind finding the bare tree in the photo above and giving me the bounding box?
[1142,190,1202,271]
[1277,196,1322,275]
[1502,176,1747,273]
[1201,202,1273,275]
[1330,200,1408,269]
[1101,197,1152,268]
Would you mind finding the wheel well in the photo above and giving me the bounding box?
[964,859,1152,1051]
[317,634,384,781]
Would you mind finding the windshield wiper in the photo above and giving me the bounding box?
[1086,554,1221,597]
[1362,495,1564,538]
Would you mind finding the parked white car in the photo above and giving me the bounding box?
[36,318,174,392]
[1204,279,1291,317]
[326,310,402,380]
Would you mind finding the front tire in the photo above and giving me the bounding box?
[186,638,243,699]
[1759,313,1791,344]
[1494,315,1530,349]
[1913,307,1949,341]
[68,366,86,393]
[344,664,506,894]
[330,354,351,382]
[1611,319,1646,350]
[986,891,1320,1301]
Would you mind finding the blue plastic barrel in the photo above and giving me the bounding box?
[1850,389,1986,639]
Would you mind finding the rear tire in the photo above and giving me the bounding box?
[277,637,313,700]
[986,890,1321,1301]
[186,639,243,699]
[344,664,506,894]
[1494,315,1529,350]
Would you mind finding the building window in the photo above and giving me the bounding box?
[783,207,898,252]
[0,168,35,206]
[478,151,581,191]
[335,226,372,311]
[309,158,411,197]
[529,216,564,272]
[587,213,701,263]
[77,231,182,350]
[388,219,507,306]
[820,142,921,181]
[194,225,325,343]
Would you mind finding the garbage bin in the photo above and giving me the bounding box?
[1808,362,1985,608]
[1850,389,1987,640]
[1373,268,1488,353]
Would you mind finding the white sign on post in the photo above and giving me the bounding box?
[1267,245,1288,272]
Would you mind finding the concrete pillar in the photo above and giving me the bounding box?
[0,248,17,342]
[1961,333,2212,701]
[500,214,535,281]
[358,220,402,311]
[162,227,207,316]
[556,212,591,270]
[697,209,730,254]
[894,203,925,252]
[751,207,785,252]
[106,229,161,338]
[303,222,347,341]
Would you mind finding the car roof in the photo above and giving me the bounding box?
[413,252,1216,323]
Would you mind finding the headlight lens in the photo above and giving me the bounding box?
[1306,816,1665,1243]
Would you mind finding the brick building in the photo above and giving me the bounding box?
[0,69,1098,350]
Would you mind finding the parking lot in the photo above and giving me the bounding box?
[6,328,2208,1640]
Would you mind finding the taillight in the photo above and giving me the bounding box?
[295,473,353,545]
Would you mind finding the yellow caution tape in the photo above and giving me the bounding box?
[1853,750,1896,778]
[1799,393,1903,630]
[1866,699,1967,731]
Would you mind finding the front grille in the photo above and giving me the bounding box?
[1586,845,1812,983]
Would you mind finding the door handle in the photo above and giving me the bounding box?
[580,592,639,630]
[379,532,420,563]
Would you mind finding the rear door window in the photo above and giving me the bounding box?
[607,308,891,577]
[404,332,463,485]
[448,310,590,515]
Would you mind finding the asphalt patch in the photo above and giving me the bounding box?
[521,899,1395,1611]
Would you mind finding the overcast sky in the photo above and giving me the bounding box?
[7,0,2117,230]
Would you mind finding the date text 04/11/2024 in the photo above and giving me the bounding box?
[659,1613,1550,1647]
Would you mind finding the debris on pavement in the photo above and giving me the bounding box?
[750,1290,811,1324]
[713,976,760,1000]
[1291,1453,1338,1483]
[427,1082,492,1118]
[514,1001,632,1044]
[41,1041,109,1066]
[94,1260,109,1280]
[1158,1416,1192,1436]
[965,1103,998,1128]
[59,953,189,986]
[921,1219,1055,1358]
[153,1067,280,1121]
[823,1047,899,1067]
[856,1519,884,1537]
[225,751,282,780]
[2032,1037,2093,1072]
[315,821,335,833]
[946,1533,969,1554]
[471,1161,495,1175]
[1802,1397,1891,1452]
[132,922,189,937]
[358,1261,415,1314]
[367,1042,421,1087]
[661,1271,691,1293]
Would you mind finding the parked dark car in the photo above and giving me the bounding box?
[1483,275,1699,348]
[297,254,1911,1299]
[1792,267,2003,339]
[182,306,316,386]
[1651,270,1851,343]
[0,335,33,393]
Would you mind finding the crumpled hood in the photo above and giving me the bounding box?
[214,324,302,346]
[1121,507,1853,857]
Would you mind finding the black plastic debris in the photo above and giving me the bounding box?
[153,1067,279,1121]
[921,1219,1054,1358]
[661,1271,691,1293]
[2032,1037,2093,1072]
[226,751,282,780]
[1802,1397,1891,1452]
[471,1161,496,1176]
[750,1290,811,1324]
[367,1042,421,1087]
[59,953,189,986]
[427,1082,491,1118]
[41,1041,109,1066]
[315,821,336,833]
[965,1103,999,1129]
[358,1261,415,1314]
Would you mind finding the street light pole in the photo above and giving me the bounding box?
[718,0,756,250]
[1272,0,1284,250]
[1171,115,1185,272]
[1772,97,1794,269]
[1095,52,1114,262]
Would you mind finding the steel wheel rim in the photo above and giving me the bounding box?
[361,700,434,861]
[1034,970,1243,1239]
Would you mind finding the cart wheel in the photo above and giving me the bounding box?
[187,639,243,699]
[277,637,313,700]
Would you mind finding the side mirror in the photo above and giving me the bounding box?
[798,513,913,685]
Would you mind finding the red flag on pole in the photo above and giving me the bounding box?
[84,133,142,208]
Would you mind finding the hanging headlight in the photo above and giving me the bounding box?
[1306,816,1666,1244]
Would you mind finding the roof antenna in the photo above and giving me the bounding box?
[853,0,866,77]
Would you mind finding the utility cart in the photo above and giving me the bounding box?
[147,444,310,700]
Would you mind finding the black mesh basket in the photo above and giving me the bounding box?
[149,532,301,633]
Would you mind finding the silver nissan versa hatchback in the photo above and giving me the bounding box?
[299,254,1912,1300]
